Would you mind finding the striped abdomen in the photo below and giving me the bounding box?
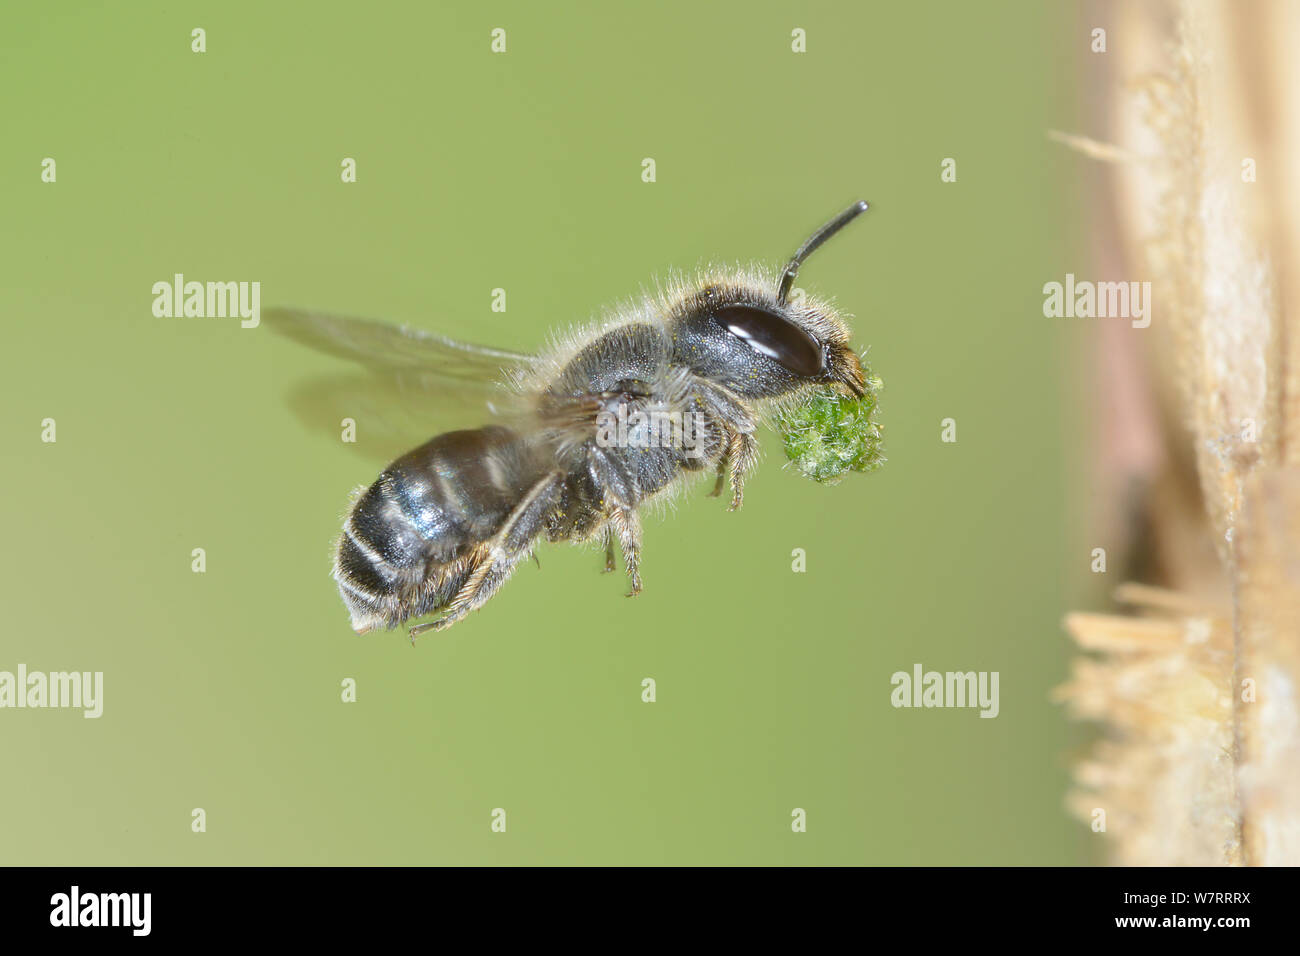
[333,426,546,632]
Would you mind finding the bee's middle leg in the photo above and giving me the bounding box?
[410,472,563,638]
[708,456,728,499]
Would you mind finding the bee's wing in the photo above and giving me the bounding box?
[265,307,534,377]
[265,307,538,463]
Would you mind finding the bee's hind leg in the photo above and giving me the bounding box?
[410,549,502,638]
[408,472,564,640]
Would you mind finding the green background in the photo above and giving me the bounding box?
[2,1,1089,864]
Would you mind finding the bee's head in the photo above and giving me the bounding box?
[675,201,871,401]
[707,297,867,398]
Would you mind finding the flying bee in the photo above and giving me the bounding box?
[268,200,877,638]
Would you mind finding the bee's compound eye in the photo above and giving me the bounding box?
[713,305,825,377]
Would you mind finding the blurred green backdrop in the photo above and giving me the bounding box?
[1,1,1088,864]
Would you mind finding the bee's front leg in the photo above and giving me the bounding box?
[693,384,758,511]
[719,431,758,511]
[601,527,617,573]
[606,505,642,596]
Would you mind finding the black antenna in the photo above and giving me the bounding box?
[776,200,869,305]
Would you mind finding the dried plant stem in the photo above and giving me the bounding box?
[1056,0,1299,866]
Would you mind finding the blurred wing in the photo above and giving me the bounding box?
[265,307,539,462]
[264,307,534,378]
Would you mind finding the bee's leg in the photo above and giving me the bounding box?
[601,528,617,573]
[695,384,758,505]
[409,473,563,638]
[410,548,497,638]
[719,431,759,511]
[606,505,643,596]
[707,437,729,498]
[409,618,443,639]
